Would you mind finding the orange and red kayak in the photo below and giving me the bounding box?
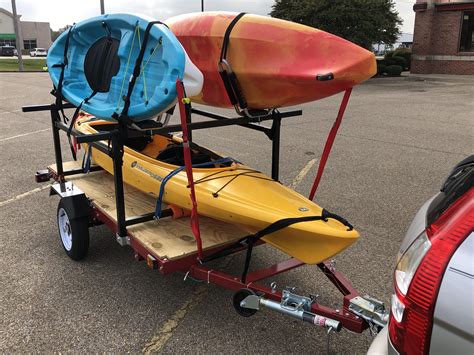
[166,12,376,110]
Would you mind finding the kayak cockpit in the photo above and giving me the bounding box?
[86,121,232,168]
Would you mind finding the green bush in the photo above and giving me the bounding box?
[384,50,395,59]
[385,65,403,77]
[385,58,397,66]
[391,56,407,69]
[393,48,412,70]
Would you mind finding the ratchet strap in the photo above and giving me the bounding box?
[176,79,204,259]
[308,88,352,200]
[203,210,353,283]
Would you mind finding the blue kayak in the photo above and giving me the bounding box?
[47,13,203,121]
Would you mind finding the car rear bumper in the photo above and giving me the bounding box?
[367,326,399,355]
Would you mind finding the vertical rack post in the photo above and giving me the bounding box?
[50,104,64,181]
[271,114,282,181]
[112,120,129,245]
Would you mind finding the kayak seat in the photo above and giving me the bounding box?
[156,143,213,166]
[84,36,121,93]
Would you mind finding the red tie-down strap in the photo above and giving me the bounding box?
[176,79,203,259]
[71,136,80,155]
[308,88,352,200]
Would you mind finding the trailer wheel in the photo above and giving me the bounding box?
[233,288,258,317]
[57,199,89,260]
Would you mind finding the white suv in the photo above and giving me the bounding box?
[30,48,47,57]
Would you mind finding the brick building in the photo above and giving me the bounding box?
[412,0,474,74]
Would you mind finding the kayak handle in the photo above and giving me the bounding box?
[316,72,334,81]
[322,209,353,231]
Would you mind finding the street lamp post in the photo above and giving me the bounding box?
[201,0,204,12]
[100,0,105,15]
[11,0,23,71]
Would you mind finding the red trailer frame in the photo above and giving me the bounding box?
[26,78,387,337]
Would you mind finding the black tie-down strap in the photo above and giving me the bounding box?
[64,22,118,161]
[202,210,353,283]
[51,25,74,123]
[114,20,168,122]
[218,12,247,110]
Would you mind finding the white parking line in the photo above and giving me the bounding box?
[0,110,22,115]
[0,128,50,142]
[0,184,51,208]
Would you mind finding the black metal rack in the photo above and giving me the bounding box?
[22,101,302,245]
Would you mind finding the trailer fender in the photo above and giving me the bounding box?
[51,182,90,219]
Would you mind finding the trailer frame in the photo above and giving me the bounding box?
[23,84,386,335]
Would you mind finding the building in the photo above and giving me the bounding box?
[412,0,474,74]
[0,7,52,52]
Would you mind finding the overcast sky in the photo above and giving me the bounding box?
[0,0,416,33]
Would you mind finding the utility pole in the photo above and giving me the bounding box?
[100,0,105,15]
[11,0,23,71]
[201,0,204,12]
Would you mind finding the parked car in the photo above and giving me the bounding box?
[368,156,473,354]
[0,45,16,56]
[29,48,47,57]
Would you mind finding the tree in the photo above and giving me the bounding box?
[270,0,402,49]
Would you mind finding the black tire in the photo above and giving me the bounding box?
[233,288,258,317]
[57,199,89,260]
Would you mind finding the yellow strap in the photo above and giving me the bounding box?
[182,97,191,104]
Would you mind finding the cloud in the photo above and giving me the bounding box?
[0,0,414,33]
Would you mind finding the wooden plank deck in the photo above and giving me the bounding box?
[49,162,246,260]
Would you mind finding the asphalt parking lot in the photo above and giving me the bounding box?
[0,73,472,353]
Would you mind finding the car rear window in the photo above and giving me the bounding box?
[427,156,474,225]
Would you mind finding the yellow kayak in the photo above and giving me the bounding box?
[75,116,359,263]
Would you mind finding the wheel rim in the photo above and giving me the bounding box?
[58,208,73,251]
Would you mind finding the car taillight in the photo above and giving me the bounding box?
[389,189,473,355]
[395,232,431,296]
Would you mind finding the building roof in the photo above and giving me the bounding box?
[0,7,21,19]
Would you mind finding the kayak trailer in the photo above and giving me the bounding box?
[22,80,388,343]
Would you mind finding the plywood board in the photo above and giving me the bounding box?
[49,162,246,260]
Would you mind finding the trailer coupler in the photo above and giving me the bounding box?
[348,295,389,332]
[236,288,342,332]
